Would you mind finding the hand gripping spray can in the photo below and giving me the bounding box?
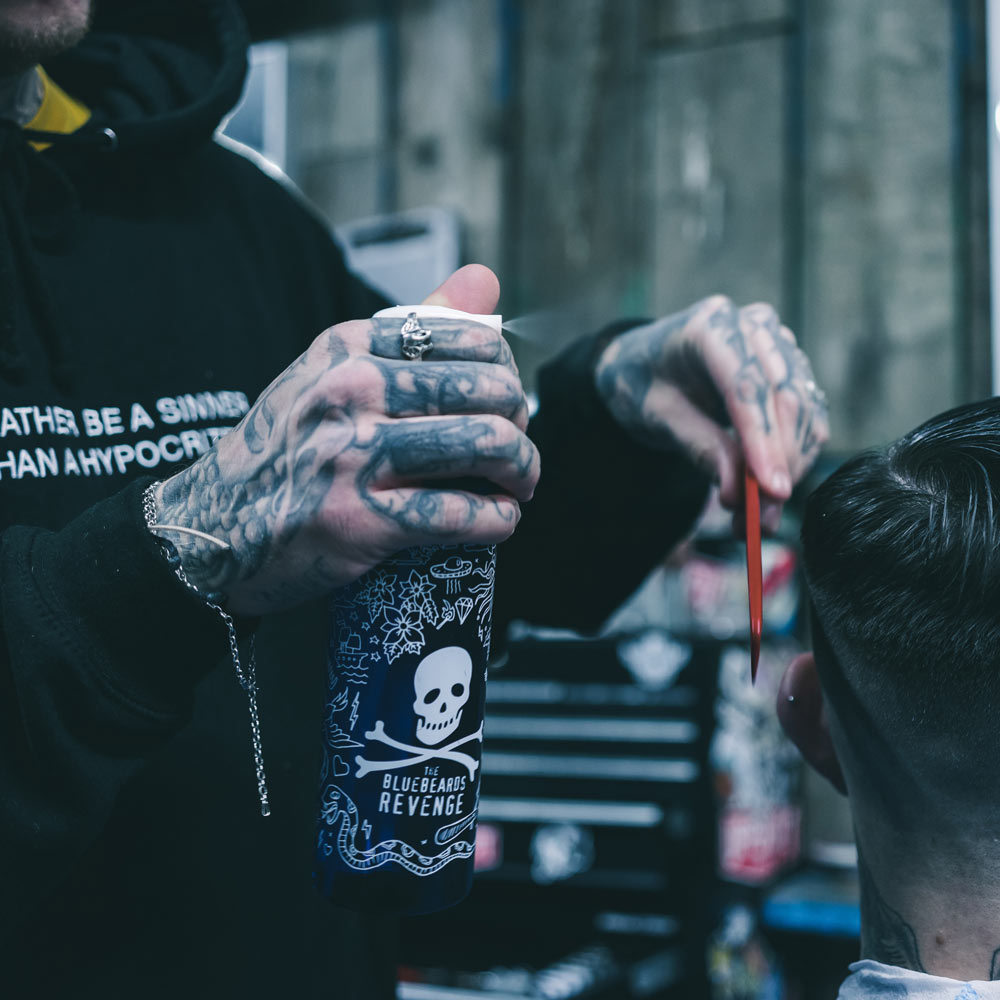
[314,306,502,914]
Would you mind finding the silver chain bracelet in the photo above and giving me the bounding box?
[142,483,271,817]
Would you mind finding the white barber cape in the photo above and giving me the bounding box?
[840,960,1000,999]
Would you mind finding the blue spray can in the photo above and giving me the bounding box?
[315,306,502,914]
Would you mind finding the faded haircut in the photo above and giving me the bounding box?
[802,399,1000,789]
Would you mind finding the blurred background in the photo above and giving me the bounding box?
[226,2,991,998]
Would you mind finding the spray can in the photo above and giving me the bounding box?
[314,307,502,914]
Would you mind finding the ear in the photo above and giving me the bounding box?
[777,652,848,795]
[421,264,500,314]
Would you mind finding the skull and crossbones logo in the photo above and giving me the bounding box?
[355,646,482,779]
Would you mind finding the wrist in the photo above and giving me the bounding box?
[590,318,661,431]
[145,479,237,602]
[141,479,271,817]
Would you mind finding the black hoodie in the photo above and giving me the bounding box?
[0,2,708,996]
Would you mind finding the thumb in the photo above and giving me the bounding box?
[422,264,500,314]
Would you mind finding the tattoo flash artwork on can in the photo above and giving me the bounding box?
[314,544,495,914]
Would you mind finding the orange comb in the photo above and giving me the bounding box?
[744,469,763,684]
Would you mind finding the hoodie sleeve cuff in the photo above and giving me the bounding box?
[22,477,236,714]
[493,321,711,634]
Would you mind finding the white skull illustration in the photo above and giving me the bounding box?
[413,646,472,746]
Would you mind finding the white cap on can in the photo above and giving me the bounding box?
[372,304,502,334]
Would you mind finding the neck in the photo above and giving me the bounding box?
[858,834,1000,981]
[0,65,42,125]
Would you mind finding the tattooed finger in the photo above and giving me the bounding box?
[359,415,540,503]
[787,340,814,380]
[743,307,804,479]
[376,359,530,430]
[740,302,781,341]
[780,345,829,465]
[743,314,829,469]
[796,389,830,469]
[775,322,799,346]
[715,330,778,438]
[367,316,517,370]
[367,487,522,544]
[695,314,790,495]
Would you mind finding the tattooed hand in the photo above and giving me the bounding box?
[594,295,829,529]
[154,265,539,616]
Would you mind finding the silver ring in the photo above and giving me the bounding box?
[400,312,433,360]
[803,379,828,408]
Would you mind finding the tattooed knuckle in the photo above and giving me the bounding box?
[498,370,526,413]
[459,322,489,350]
[478,325,502,354]
[510,395,531,429]
[502,342,518,373]
[722,385,744,413]
[483,414,519,451]
[349,361,386,406]
[501,365,523,393]
[701,294,733,314]
[744,302,779,327]
[337,319,371,347]
[305,330,332,363]
[313,361,370,410]
[468,415,500,453]
[309,320,360,359]
[472,326,508,367]
[776,388,801,420]
[306,431,345,474]
[432,496,472,536]
[302,372,346,414]
[527,442,542,486]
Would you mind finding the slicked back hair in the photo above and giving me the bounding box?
[803,399,1000,796]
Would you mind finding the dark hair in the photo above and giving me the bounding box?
[803,398,1000,784]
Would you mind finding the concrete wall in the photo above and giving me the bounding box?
[285,2,505,271]
[283,0,985,452]
[800,0,959,448]
[286,21,389,226]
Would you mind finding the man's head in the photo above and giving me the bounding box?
[779,399,1000,841]
[0,0,91,76]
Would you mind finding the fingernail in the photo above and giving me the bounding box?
[772,471,792,496]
